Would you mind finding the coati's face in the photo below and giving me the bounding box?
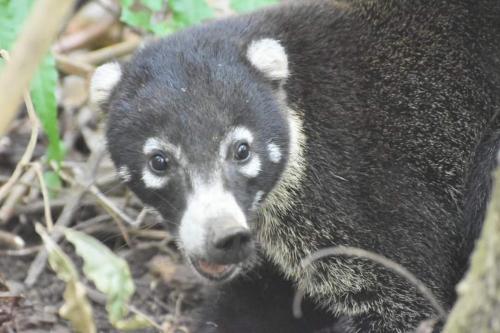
[91,37,294,282]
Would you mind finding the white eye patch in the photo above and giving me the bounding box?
[143,137,182,159]
[141,137,182,189]
[239,155,261,178]
[219,127,262,178]
[142,167,168,189]
[219,126,254,159]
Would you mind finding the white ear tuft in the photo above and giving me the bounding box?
[246,38,289,81]
[90,62,122,105]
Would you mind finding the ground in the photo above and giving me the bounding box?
[1,217,205,332]
[0,1,223,331]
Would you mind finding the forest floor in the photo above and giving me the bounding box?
[0,1,234,331]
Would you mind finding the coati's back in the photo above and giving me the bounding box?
[96,0,500,331]
[233,0,500,308]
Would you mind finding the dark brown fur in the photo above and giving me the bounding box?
[103,1,500,331]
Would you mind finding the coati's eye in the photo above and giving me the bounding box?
[234,142,251,161]
[149,153,169,173]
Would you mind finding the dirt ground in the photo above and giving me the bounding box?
[0,220,205,332]
[0,1,222,331]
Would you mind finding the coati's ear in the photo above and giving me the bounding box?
[90,62,122,106]
[246,38,289,81]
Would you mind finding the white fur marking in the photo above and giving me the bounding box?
[117,166,131,182]
[219,126,254,159]
[239,155,261,178]
[258,106,307,280]
[246,38,289,81]
[251,191,265,211]
[267,143,282,163]
[179,176,248,255]
[143,137,182,159]
[143,137,162,155]
[90,62,122,105]
[141,167,168,189]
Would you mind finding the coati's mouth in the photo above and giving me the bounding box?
[189,257,238,282]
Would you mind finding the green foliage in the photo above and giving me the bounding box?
[44,170,63,197]
[166,0,214,32]
[31,55,64,163]
[0,0,33,50]
[64,229,151,330]
[230,0,279,13]
[0,0,64,166]
[120,0,214,35]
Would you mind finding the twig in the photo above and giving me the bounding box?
[0,230,25,249]
[0,50,40,205]
[57,164,133,246]
[128,305,163,331]
[16,197,94,215]
[54,53,95,77]
[0,0,76,136]
[24,150,105,286]
[30,162,54,231]
[133,207,148,227]
[24,188,86,286]
[79,37,141,65]
[74,214,111,231]
[53,14,117,53]
[0,168,36,223]
[129,229,172,241]
[292,246,447,319]
[0,245,41,257]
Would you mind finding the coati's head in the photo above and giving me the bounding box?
[91,34,303,282]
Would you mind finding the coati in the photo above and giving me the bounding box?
[90,0,500,331]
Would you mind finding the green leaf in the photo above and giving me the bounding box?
[230,0,278,13]
[0,0,34,50]
[168,0,214,29]
[141,0,163,11]
[63,229,146,328]
[120,6,153,31]
[36,224,96,333]
[32,54,64,163]
[44,170,62,197]
[119,0,214,36]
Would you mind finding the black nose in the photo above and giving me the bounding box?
[206,225,253,265]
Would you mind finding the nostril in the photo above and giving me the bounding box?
[214,229,251,251]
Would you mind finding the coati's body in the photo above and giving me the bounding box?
[92,0,500,332]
